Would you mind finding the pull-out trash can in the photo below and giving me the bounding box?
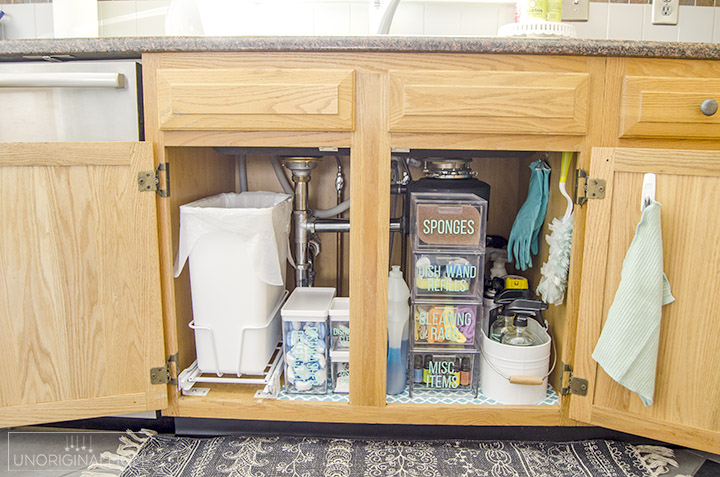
[174,191,292,376]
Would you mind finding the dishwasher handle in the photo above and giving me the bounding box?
[0,72,125,89]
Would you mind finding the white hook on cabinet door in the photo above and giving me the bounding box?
[641,173,656,212]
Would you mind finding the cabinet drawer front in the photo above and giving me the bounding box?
[389,70,589,135]
[157,68,355,131]
[620,76,720,139]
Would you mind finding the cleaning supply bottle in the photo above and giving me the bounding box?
[501,316,536,346]
[490,313,515,343]
[387,265,410,395]
[546,0,562,22]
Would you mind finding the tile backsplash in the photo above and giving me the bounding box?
[1,0,719,42]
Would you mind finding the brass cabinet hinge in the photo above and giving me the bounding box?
[150,353,178,385]
[560,362,588,396]
[575,169,605,206]
[138,162,170,198]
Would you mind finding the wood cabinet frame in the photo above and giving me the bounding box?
[143,52,607,428]
[4,51,719,454]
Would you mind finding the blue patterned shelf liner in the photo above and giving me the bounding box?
[277,383,558,405]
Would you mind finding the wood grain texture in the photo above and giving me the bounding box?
[0,142,167,426]
[349,70,391,407]
[571,147,720,453]
[555,56,608,426]
[173,383,562,425]
[143,53,182,416]
[391,133,585,152]
[571,147,619,425]
[0,393,157,427]
[0,142,138,166]
[163,131,351,148]
[389,70,589,135]
[605,58,720,149]
[620,76,720,139]
[151,52,591,77]
[157,68,355,131]
[592,406,720,454]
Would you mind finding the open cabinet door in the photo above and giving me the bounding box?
[570,147,720,453]
[0,142,168,426]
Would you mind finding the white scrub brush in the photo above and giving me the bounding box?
[537,152,574,305]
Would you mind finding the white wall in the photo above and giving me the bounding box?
[0,0,718,43]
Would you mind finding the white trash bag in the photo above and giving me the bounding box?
[175,192,292,376]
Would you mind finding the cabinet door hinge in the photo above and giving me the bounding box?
[560,362,588,396]
[574,169,605,205]
[138,162,170,198]
[150,352,178,385]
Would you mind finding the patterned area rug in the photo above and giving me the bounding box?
[82,430,684,477]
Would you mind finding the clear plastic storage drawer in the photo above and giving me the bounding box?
[412,252,484,300]
[411,301,481,348]
[330,349,350,394]
[411,192,487,251]
[409,350,479,396]
[329,297,350,350]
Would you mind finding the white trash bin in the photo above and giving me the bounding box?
[174,191,292,376]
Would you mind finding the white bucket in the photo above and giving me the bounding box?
[479,318,552,404]
[174,192,292,376]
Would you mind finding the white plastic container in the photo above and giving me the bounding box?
[281,287,336,394]
[479,318,551,404]
[330,349,350,394]
[174,192,292,376]
[329,297,350,350]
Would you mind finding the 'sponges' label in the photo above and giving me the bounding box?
[416,203,482,247]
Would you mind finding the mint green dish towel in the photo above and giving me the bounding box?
[592,200,674,406]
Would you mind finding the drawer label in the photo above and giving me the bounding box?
[424,358,460,389]
[416,204,482,247]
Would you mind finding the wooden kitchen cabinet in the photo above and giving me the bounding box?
[143,52,603,427]
[3,52,719,454]
[388,65,589,135]
[569,58,720,452]
[156,67,355,132]
[0,142,167,425]
[572,147,720,452]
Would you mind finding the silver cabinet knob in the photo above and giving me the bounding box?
[701,98,718,116]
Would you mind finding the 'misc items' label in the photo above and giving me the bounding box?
[416,203,482,247]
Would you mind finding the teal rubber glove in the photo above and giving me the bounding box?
[530,162,551,256]
[508,160,546,271]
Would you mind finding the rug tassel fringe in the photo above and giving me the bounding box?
[634,444,693,477]
[81,428,156,477]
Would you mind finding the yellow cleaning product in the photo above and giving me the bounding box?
[516,0,547,22]
[546,0,562,22]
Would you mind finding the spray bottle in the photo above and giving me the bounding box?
[387,265,410,395]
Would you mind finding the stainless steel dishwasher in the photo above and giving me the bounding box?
[0,59,142,142]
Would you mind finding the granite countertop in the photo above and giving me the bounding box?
[1,36,720,61]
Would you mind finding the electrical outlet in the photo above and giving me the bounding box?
[652,0,679,25]
[562,0,590,22]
